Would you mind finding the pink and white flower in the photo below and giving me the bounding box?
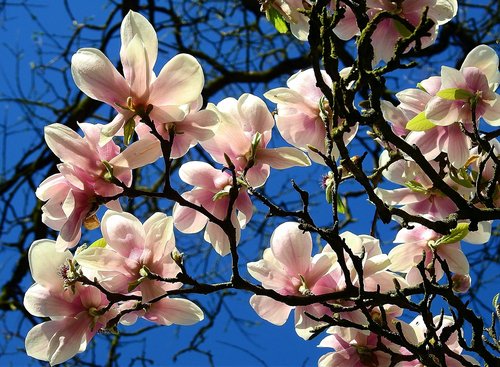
[375,153,463,219]
[247,222,337,340]
[200,94,310,187]
[396,315,480,366]
[318,326,396,367]
[264,68,358,165]
[425,45,500,127]
[24,240,114,365]
[367,0,458,64]
[172,161,254,256]
[71,10,208,144]
[75,211,181,303]
[36,123,159,250]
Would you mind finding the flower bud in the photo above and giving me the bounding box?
[452,273,471,293]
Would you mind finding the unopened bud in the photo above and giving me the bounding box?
[223,153,235,170]
[452,273,471,293]
[171,249,184,267]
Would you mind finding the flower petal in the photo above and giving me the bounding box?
[71,48,129,106]
[149,54,204,106]
[28,239,72,289]
[256,147,311,169]
[120,10,158,69]
[145,298,204,325]
[101,210,145,258]
[249,295,292,325]
[270,222,312,275]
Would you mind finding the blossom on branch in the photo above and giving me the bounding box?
[201,93,311,187]
[36,123,159,250]
[172,161,253,256]
[24,240,115,365]
[71,10,208,145]
[265,68,358,165]
[247,222,338,340]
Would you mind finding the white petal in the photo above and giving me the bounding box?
[120,11,158,68]
[71,48,129,105]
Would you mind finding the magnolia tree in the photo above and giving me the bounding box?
[2,1,500,366]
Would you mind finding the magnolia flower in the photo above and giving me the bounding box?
[76,210,204,327]
[261,0,311,41]
[24,240,114,365]
[375,152,465,219]
[172,161,253,256]
[468,139,500,205]
[389,223,467,286]
[200,94,310,187]
[264,68,358,165]
[71,10,206,143]
[247,222,337,340]
[425,45,500,127]
[318,327,395,367]
[262,0,358,41]
[396,315,480,366]
[76,211,181,303]
[37,123,159,250]
[389,221,491,286]
[367,0,458,64]
[136,96,219,159]
[383,70,475,167]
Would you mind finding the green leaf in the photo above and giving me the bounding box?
[406,112,437,131]
[404,180,428,194]
[336,195,346,214]
[123,118,136,146]
[89,238,107,248]
[394,19,412,38]
[436,88,473,101]
[266,8,288,34]
[434,223,470,246]
[449,167,474,188]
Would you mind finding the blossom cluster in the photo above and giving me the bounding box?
[24,3,499,366]
[261,0,458,63]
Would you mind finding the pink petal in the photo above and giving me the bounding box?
[235,191,253,227]
[149,54,204,106]
[249,295,292,325]
[179,161,224,190]
[101,210,146,258]
[109,138,161,172]
[44,124,94,168]
[256,147,311,169]
[145,297,204,325]
[24,284,78,318]
[425,97,460,125]
[438,245,469,274]
[270,222,312,275]
[237,93,275,135]
[444,124,471,167]
[461,45,500,85]
[374,187,426,205]
[143,213,175,262]
[172,190,213,233]
[483,94,500,126]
